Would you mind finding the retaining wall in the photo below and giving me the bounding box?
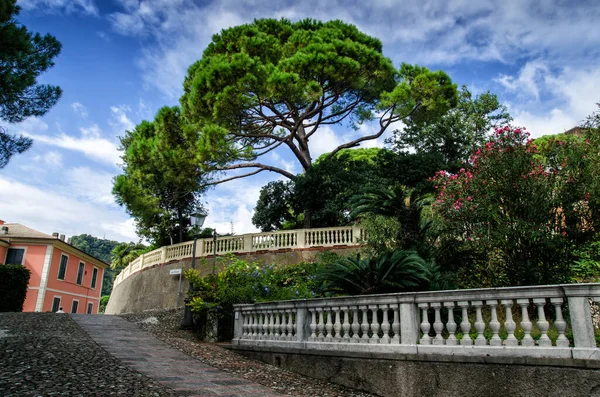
[105,246,359,315]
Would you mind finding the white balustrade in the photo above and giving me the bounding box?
[233,284,600,361]
[113,225,364,287]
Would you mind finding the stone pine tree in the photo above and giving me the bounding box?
[113,106,206,246]
[180,19,458,206]
[0,0,62,167]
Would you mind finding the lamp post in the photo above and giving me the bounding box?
[182,206,207,328]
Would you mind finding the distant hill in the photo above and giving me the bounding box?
[70,234,120,296]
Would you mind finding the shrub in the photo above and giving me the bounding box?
[317,250,432,295]
[0,264,31,312]
[99,295,110,313]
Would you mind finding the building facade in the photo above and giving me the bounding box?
[0,221,108,314]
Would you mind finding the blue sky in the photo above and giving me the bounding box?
[1,0,599,243]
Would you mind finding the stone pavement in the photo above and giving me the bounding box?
[72,314,283,397]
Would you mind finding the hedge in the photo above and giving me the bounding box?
[0,264,31,312]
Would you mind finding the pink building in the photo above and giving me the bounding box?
[0,220,108,314]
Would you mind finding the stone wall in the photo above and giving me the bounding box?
[233,346,600,397]
[105,246,359,315]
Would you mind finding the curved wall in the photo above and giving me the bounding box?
[105,246,359,315]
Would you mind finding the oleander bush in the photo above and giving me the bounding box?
[0,264,31,312]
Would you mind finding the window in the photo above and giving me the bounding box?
[52,297,61,312]
[5,248,25,265]
[57,255,68,280]
[76,262,85,285]
[87,302,93,314]
[71,300,79,314]
[90,267,98,289]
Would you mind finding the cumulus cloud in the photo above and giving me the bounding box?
[107,0,600,98]
[0,176,135,242]
[19,0,98,16]
[504,65,600,137]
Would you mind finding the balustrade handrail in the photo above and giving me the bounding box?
[113,225,364,287]
[232,283,600,361]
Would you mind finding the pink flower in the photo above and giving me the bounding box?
[467,196,472,201]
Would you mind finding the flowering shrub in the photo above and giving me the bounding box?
[432,126,599,287]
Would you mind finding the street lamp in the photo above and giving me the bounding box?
[182,206,207,328]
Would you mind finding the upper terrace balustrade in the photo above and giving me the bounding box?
[113,225,365,287]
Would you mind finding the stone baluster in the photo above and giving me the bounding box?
[501,299,518,346]
[431,302,444,345]
[310,309,317,340]
[325,308,333,342]
[419,303,432,345]
[488,300,502,346]
[352,306,360,342]
[242,312,249,338]
[253,311,260,340]
[333,307,342,342]
[380,304,391,344]
[360,305,370,342]
[278,310,285,339]
[317,308,325,340]
[457,301,472,345]
[261,310,267,340]
[391,305,400,344]
[274,311,281,340]
[517,299,535,346]
[444,302,458,345]
[551,298,569,347]
[533,298,551,347]
[370,305,381,343]
[341,306,351,341]
[283,309,290,340]
[472,301,486,346]
[266,312,273,339]
[249,311,255,339]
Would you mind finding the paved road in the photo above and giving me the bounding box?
[72,314,283,397]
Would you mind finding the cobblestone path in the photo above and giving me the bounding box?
[72,314,283,397]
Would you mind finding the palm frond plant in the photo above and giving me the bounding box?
[317,250,432,296]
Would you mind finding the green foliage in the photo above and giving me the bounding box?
[113,106,207,246]
[185,257,325,314]
[181,18,456,189]
[70,234,119,263]
[0,0,62,167]
[99,295,110,313]
[351,184,434,259]
[252,180,298,231]
[392,85,511,171]
[110,242,149,272]
[0,264,31,312]
[69,234,121,296]
[571,236,600,282]
[317,250,432,295]
[432,125,600,287]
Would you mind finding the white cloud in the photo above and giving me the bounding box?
[71,102,88,118]
[65,166,116,205]
[0,176,135,242]
[107,0,600,99]
[309,126,344,159]
[203,175,264,235]
[32,151,63,167]
[505,65,600,137]
[495,61,549,100]
[19,0,98,16]
[110,105,135,133]
[26,131,120,167]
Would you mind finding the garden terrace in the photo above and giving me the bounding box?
[113,225,365,287]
